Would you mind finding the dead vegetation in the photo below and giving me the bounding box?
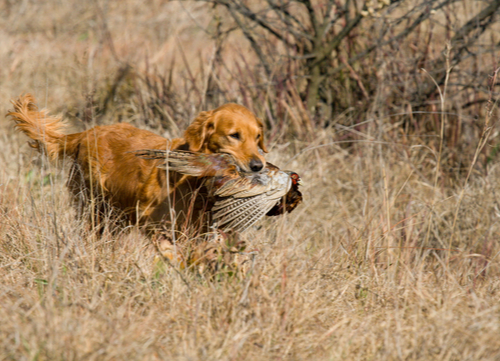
[1,0,500,360]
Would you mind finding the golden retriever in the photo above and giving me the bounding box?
[7,94,267,233]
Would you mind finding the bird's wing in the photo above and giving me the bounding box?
[212,171,291,232]
[214,168,290,198]
[134,149,170,160]
[213,195,278,232]
[215,177,271,198]
[135,149,238,177]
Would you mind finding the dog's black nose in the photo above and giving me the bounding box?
[249,158,264,172]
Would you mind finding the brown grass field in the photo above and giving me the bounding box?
[1,1,500,360]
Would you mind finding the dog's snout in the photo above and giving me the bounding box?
[249,158,264,172]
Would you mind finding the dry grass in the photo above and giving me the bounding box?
[1,1,500,360]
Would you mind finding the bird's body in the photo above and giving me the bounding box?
[135,149,303,232]
[266,172,303,217]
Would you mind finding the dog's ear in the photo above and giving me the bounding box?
[184,110,214,152]
[257,117,268,153]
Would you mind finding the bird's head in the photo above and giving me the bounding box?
[288,172,303,187]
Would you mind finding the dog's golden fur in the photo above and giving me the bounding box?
[7,94,267,232]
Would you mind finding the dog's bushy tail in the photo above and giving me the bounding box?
[7,94,73,161]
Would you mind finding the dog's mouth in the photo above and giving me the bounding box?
[218,151,253,172]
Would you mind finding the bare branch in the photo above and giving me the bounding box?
[328,0,456,77]
[308,0,403,69]
[226,3,272,76]
[299,0,321,35]
[412,0,500,104]
[228,0,295,47]
[266,0,309,33]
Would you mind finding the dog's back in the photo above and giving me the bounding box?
[7,94,205,232]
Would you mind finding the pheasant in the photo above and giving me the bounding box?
[135,149,303,232]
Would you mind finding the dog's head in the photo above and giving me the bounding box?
[184,103,268,172]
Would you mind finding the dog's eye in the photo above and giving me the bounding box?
[229,133,240,140]
[256,134,261,140]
